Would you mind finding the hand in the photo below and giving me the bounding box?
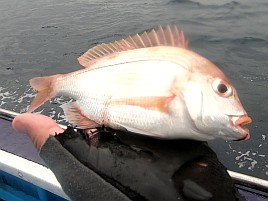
[12,113,64,150]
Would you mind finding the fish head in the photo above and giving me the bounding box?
[182,62,252,141]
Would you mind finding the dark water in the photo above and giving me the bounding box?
[0,0,267,180]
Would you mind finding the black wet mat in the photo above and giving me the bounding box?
[0,118,46,166]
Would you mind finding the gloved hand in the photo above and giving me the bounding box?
[12,113,245,201]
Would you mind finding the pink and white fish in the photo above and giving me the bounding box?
[28,25,252,141]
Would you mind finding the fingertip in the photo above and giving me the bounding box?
[12,113,30,133]
[12,115,19,131]
[12,113,64,150]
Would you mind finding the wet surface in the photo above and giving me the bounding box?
[0,0,267,179]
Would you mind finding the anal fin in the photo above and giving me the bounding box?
[61,102,99,129]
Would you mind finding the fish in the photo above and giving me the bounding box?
[27,25,252,141]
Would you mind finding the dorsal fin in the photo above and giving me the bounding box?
[77,25,189,68]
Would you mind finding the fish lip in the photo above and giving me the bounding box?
[234,133,249,141]
[229,115,252,140]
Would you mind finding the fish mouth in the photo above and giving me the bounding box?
[229,115,252,141]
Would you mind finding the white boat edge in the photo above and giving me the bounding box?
[228,170,268,191]
[0,149,70,200]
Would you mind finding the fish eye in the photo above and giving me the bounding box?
[212,79,233,97]
[217,83,228,93]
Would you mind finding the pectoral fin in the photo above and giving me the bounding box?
[109,96,174,114]
[61,102,99,129]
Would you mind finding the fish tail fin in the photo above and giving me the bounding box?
[28,74,61,112]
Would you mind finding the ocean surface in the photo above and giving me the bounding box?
[0,0,267,180]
